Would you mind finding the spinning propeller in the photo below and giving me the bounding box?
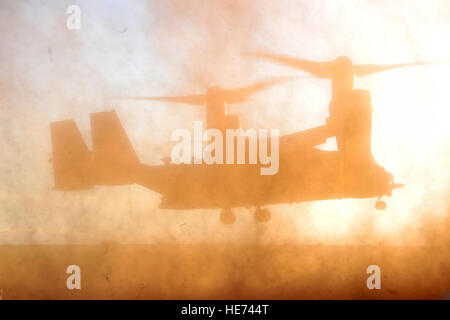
[117,76,296,107]
[247,52,430,78]
[247,52,434,99]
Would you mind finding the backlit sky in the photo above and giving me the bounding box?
[0,0,449,244]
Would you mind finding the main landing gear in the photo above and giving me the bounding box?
[375,196,387,210]
[219,207,272,224]
[220,209,236,225]
[254,207,271,223]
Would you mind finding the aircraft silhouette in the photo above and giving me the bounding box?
[49,56,426,224]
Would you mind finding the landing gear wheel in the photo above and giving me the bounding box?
[254,208,271,223]
[220,209,235,225]
[375,200,387,210]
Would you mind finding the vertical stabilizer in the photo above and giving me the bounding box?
[90,110,140,185]
[50,120,93,190]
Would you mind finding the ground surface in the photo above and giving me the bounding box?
[0,244,448,299]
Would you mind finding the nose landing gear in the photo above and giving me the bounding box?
[375,197,387,210]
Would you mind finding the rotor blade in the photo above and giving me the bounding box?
[353,62,429,77]
[247,51,334,79]
[116,94,206,106]
[222,76,297,105]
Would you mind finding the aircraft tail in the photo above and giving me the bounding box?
[50,120,93,190]
[50,110,140,190]
[90,110,140,185]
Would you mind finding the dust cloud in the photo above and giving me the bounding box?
[0,0,448,299]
